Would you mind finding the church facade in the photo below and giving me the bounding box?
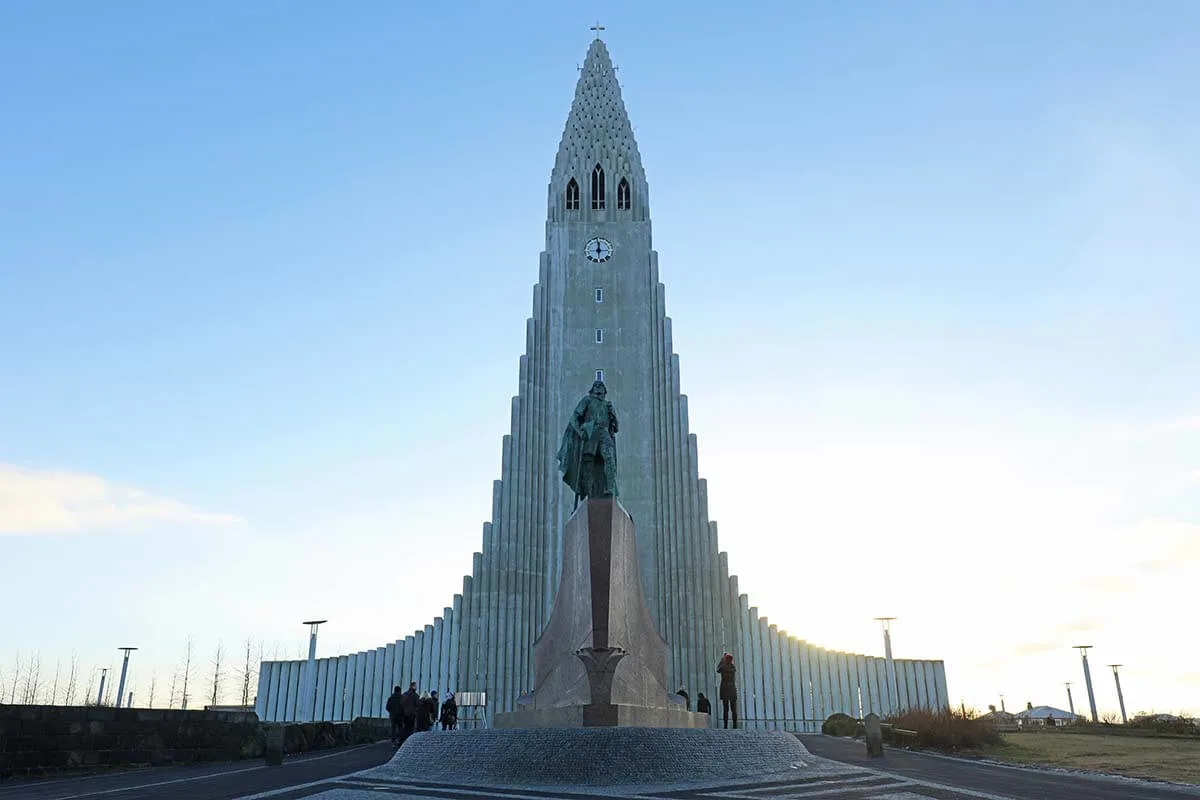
[255,37,948,729]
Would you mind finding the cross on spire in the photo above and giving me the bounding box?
[590,22,605,40]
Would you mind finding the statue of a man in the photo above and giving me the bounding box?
[556,380,619,504]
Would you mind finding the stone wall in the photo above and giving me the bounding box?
[0,705,389,779]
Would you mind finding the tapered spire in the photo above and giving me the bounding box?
[550,37,647,218]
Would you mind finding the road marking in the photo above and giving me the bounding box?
[40,744,380,800]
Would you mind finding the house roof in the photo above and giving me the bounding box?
[1016,705,1079,719]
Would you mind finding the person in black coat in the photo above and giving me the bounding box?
[439,692,458,730]
[717,652,739,728]
[416,692,436,732]
[696,692,712,715]
[400,682,419,739]
[385,685,405,745]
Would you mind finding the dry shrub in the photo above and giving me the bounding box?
[886,708,1001,752]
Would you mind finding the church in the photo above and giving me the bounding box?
[255,34,948,730]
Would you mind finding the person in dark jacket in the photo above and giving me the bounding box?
[717,652,739,728]
[400,682,419,739]
[416,692,435,732]
[439,692,458,730]
[696,692,711,715]
[675,688,690,710]
[385,685,405,745]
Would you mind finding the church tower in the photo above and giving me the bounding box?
[255,35,949,729]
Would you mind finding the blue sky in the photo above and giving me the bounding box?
[1,1,1197,716]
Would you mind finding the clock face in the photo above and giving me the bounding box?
[584,237,614,263]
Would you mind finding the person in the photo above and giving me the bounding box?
[429,690,440,731]
[385,685,405,745]
[416,692,436,732]
[717,652,739,729]
[400,681,419,740]
[675,687,690,710]
[440,692,458,730]
[696,692,711,715]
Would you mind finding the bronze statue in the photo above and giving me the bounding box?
[556,380,619,504]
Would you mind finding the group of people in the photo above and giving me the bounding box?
[676,652,741,728]
[385,682,458,745]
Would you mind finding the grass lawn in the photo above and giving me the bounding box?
[987,731,1200,785]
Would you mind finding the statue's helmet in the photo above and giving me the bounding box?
[590,380,607,397]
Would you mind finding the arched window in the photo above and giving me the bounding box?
[565,178,580,211]
[617,177,631,210]
[591,164,606,210]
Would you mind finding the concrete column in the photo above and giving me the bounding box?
[759,619,778,728]
[331,657,345,719]
[912,661,928,709]
[788,638,805,731]
[384,644,396,701]
[456,579,472,691]
[493,433,512,714]
[746,606,763,727]
[865,657,881,715]
[737,595,753,726]
[777,632,795,729]
[933,661,948,711]
[768,625,785,729]
[905,660,920,713]
[362,650,377,720]
[254,663,271,719]
[447,598,462,694]
[411,631,425,694]
[818,649,832,718]
[324,658,339,720]
[855,655,870,716]
[344,653,358,719]
[375,646,388,715]
[798,643,814,731]
[313,659,328,721]
[284,661,299,721]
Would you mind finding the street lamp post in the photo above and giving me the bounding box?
[1108,665,1127,724]
[96,668,108,706]
[115,647,138,709]
[1073,645,1099,723]
[300,620,327,722]
[874,617,898,713]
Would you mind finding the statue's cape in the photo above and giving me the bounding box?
[556,422,583,495]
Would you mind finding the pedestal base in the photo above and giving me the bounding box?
[495,703,708,729]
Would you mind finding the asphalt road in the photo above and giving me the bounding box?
[0,741,394,800]
[797,734,1200,800]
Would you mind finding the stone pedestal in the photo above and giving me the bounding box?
[496,498,706,729]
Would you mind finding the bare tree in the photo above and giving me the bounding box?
[20,652,43,704]
[147,673,158,708]
[49,659,62,705]
[63,654,80,706]
[9,651,20,703]
[180,638,193,710]
[0,663,7,705]
[168,670,179,709]
[238,638,263,707]
[84,669,97,706]
[209,641,225,708]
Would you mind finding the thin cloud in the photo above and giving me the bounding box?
[0,463,242,535]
